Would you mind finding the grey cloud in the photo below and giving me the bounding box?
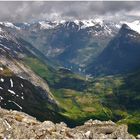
[0,1,140,22]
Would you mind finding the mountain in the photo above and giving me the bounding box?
[0,19,119,73]
[120,20,140,34]
[86,24,140,76]
[0,66,59,121]
[0,24,72,123]
[0,24,54,101]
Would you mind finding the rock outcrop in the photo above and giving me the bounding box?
[0,108,136,139]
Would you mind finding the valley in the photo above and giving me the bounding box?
[0,19,140,136]
[23,55,140,135]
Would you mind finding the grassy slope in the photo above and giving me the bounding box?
[23,57,140,135]
[0,63,14,76]
[0,62,74,125]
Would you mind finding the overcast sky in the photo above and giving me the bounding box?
[0,1,140,22]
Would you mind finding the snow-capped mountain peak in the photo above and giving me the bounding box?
[73,19,103,29]
[0,22,20,30]
[38,21,59,29]
[0,27,4,33]
[1,19,140,34]
[80,20,96,29]
[0,19,120,33]
[36,19,105,30]
[120,20,140,34]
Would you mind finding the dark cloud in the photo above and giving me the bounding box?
[0,1,140,22]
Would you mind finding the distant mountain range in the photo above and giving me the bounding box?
[1,19,140,73]
[0,19,120,72]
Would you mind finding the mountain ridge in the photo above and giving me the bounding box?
[0,24,72,124]
[1,19,119,72]
[86,23,140,76]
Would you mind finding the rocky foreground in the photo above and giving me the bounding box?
[0,108,137,139]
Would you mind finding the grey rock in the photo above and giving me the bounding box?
[0,108,136,139]
[136,134,140,139]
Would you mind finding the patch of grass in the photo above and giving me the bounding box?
[23,57,58,85]
[51,88,113,122]
[117,112,140,136]
[24,57,87,91]
[0,63,13,76]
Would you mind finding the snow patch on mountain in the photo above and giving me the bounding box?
[115,24,121,28]
[121,20,140,34]
[37,19,105,30]
[8,100,22,109]
[39,21,58,29]
[59,20,66,24]
[10,78,14,88]
[73,19,103,29]
[23,22,30,26]
[0,78,4,82]
[8,89,16,95]
[80,20,96,29]
[0,27,4,32]
[0,22,20,30]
